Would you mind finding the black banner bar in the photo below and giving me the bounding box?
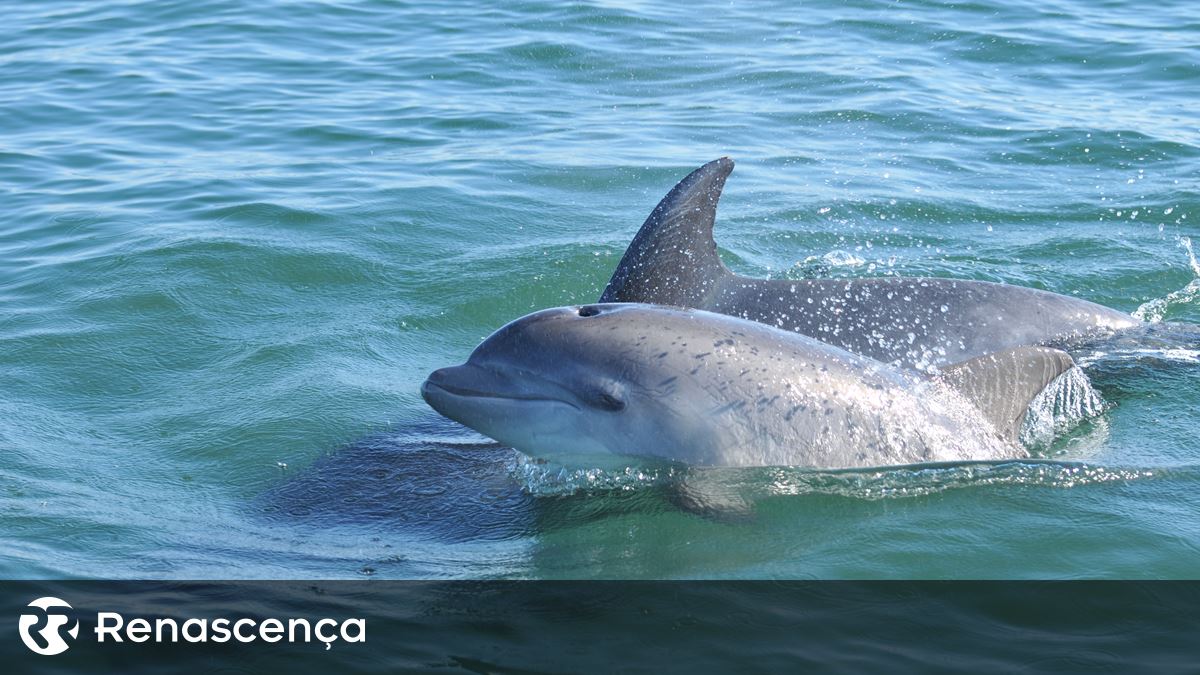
[2,581,1197,673]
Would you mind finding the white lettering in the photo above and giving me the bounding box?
[95,612,124,642]
[88,611,366,649]
[210,618,231,643]
[341,619,366,643]
[288,618,311,643]
[126,618,150,643]
[156,618,178,642]
[182,618,207,642]
[314,619,338,650]
[260,618,283,643]
[233,618,256,643]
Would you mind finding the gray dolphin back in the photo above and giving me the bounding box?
[600,158,734,306]
[939,346,1075,442]
[601,158,1137,369]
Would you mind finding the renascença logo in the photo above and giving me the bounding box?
[16,596,366,655]
[18,597,79,656]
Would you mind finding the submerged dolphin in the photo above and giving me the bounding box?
[601,158,1138,370]
[421,304,1074,470]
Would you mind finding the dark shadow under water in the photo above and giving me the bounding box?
[255,418,679,544]
[256,419,538,542]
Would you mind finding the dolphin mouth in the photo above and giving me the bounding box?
[422,366,578,409]
[422,380,568,405]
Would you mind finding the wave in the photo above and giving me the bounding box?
[1134,236,1200,322]
[1020,366,1107,449]
[510,454,1158,503]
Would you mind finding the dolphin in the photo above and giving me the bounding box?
[421,303,1075,470]
[600,158,1138,371]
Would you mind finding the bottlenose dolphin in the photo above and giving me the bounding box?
[601,158,1138,371]
[421,304,1075,470]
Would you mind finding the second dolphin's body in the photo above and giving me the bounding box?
[601,158,1138,370]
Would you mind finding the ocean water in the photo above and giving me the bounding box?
[2,0,1198,584]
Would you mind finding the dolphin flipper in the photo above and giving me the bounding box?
[600,158,734,307]
[939,346,1076,442]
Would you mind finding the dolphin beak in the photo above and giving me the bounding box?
[421,365,477,424]
[423,366,456,392]
[421,365,474,407]
[421,363,576,418]
[421,363,525,406]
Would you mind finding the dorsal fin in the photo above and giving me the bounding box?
[939,346,1076,442]
[600,158,734,305]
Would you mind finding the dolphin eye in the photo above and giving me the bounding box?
[585,384,624,410]
[596,392,625,412]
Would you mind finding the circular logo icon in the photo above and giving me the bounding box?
[18,597,79,656]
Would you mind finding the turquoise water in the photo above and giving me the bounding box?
[2,0,1198,580]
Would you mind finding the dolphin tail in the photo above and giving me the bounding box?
[939,346,1076,443]
[600,158,735,306]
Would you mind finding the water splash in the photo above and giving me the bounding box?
[756,461,1158,500]
[508,453,682,497]
[1133,236,1200,322]
[1019,367,1107,448]
[512,454,1159,503]
[788,249,868,278]
[1075,319,1200,369]
[1077,347,1200,367]
[813,250,867,267]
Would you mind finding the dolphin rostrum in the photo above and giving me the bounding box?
[421,304,1075,470]
[600,158,1138,371]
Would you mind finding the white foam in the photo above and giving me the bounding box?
[797,250,867,269]
[1020,367,1106,449]
[1133,236,1200,322]
[507,453,678,496]
[1076,347,1200,367]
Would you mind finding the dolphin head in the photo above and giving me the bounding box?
[422,304,710,467]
